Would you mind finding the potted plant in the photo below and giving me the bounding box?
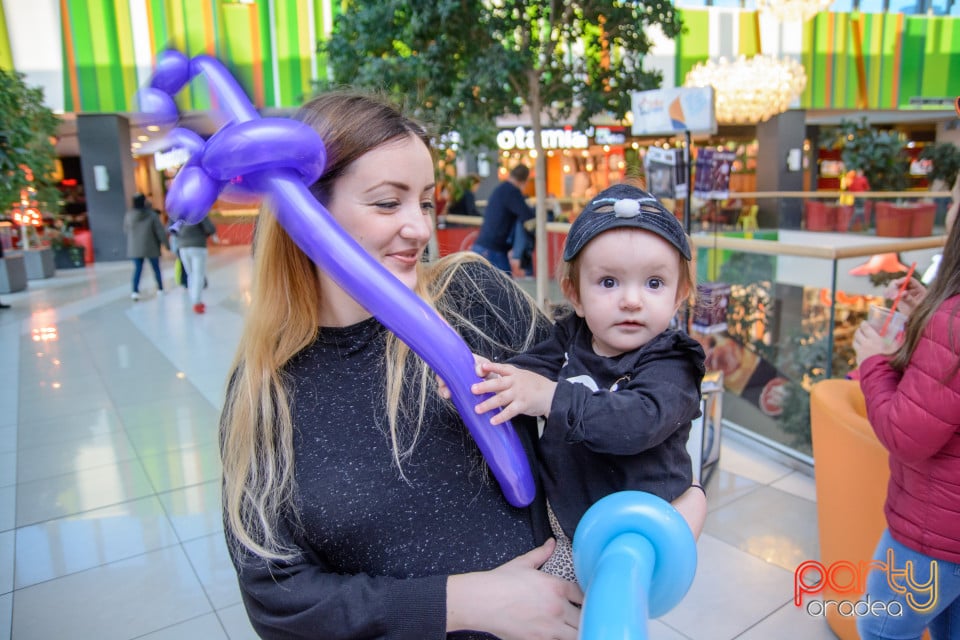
[919,141,960,190]
[48,226,85,268]
[829,118,935,237]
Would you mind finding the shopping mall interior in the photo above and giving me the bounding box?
[2,1,960,639]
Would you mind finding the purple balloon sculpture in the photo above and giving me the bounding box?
[138,50,536,508]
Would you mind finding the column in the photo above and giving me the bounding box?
[76,114,137,262]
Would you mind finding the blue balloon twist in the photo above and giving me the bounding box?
[136,50,536,508]
[573,491,698,639]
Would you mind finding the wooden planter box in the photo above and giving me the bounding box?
[23,248,55,280]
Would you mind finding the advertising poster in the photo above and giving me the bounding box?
[693,149,737,200]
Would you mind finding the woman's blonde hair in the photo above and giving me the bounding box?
[220,91,541,561]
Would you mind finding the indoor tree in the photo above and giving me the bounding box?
[0,69,60,220]
[919,141,960,191]
[829,117,909,193]
[322,0,683,306]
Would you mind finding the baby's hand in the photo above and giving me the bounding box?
[471,361,557,425]
[436,354,493,400]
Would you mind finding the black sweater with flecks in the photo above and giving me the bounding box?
[227,261,551,640]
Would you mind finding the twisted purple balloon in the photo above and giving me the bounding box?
[138,50,536,507]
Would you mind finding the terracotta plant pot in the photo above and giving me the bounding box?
[874,202,912,237]
[804,201,836,231]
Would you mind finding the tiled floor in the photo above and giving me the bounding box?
[1,246,838,639]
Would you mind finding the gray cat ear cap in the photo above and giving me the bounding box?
[563,183,692,262]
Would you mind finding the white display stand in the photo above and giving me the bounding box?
[687,370,724,485]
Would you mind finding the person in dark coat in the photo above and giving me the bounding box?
[470,164,534,274]
[124,194,169,301]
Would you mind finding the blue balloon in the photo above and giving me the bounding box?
[142,50,537,508]
[573,491,698,639]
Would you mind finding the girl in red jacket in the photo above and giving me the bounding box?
[853,214,960,640]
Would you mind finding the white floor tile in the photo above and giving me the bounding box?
[158,480,224,542]
[216,603,260,640]
[15,429,139,484]
[11,546,212,640]
[734,600,837,639]
[16,407,124,450]
[770,470,817,503]
[16,458,155,527]
[137,613,229,640]
[0,593,10,640]
[14,496,180,588]
[0,530,12,595]
[139,442,222,493]
[660,534,795,639]
[0,486,13,533]
[719,436,794,486]
[0,426,16,455]
[182,533,243,610]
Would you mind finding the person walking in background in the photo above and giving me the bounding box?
[471,164,534,274]
[852,193,960,639]
[172,215,220,314]
[124,193,169,301]
[447,183,707,581]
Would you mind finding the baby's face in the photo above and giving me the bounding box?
[569,228,682,357]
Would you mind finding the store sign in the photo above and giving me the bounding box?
[594,126,626,145]
[631,87,716,136]
[154,147,191,171]
[497,126,591,151]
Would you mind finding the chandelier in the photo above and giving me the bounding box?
[684,55,807,125]
[756,0,834,22]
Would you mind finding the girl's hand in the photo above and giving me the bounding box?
[446,539,583,640]
[883,277,925,316]
[471,361,557,425]
[853,322,898,367]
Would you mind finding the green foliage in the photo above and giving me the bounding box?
[829,117,909,192]
[321,0,683,152]
[0,70,60,214]
[919,141,960,189]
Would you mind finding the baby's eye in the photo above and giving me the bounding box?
[647,277,664,290]
[600,277,617,289]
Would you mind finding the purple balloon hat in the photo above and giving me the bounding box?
[137,50,536,508]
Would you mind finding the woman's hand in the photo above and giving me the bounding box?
[471,361,558,425]
[446,539,583,640]
[883,276,926,317]
[853,322,899,367]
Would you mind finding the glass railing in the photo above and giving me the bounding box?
[439,189,950,460]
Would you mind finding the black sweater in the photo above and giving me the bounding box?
[228,261,551,639]
[509,313,706,538]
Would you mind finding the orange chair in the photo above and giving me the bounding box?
[810,379,889,640]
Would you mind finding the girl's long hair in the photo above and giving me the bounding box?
[889,216,960,377]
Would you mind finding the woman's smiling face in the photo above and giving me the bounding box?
[325,134,436,291]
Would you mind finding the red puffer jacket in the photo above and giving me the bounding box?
[860,294,960,563]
